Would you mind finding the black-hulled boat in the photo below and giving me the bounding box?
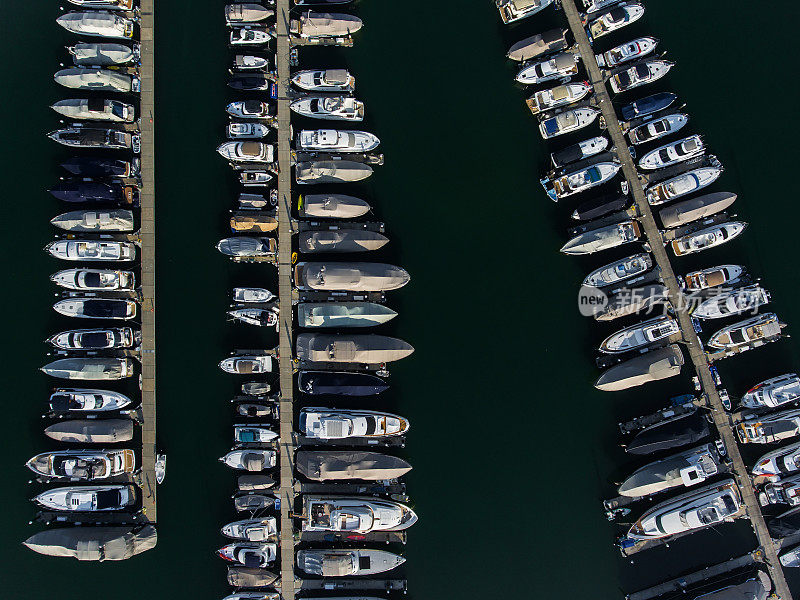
[49,181,138,205]
[298,370,389,396]
[571,194,629,221]
[61,157,134,178]
[229,74,271,91]
[625,412,709,455]
[620,92,677,121]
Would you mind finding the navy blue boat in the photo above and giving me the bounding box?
[61,157,132,177]
[229,75,271,91]
[49,181,138,206]
[298,371,389,396]
[571,194,629,221]
[620,92,677,121]
[625,412,709,455]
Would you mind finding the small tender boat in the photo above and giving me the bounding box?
[233,54,270,71]
[217,141,274,163]
[708,312,785,350]
[760,474,800,507]
[297,549,405,576]
[620,92,677,121]
[47,327,135,350]
[298,194,371,218]
[297,129,379,152]
[219,354,274,375]
[741,374,800,410]
[41,357,134,380]
[671,221,747,256]
[625,410,709,455]
[297,333,413,364]
[496,0,554,24]
[227,122,271,139]
[693,285,770,320]
[45,240,135,262]
[294,261,409,291]
[68,42,137,66]
[628,113,688,145]
[527,82,592,116]
[218,543,277,567]
[53,298,137,320]
[752,441,800,478]
[26,449,135,480]
[296,160,373,184]
[237,192,277,210]
[60,157,134,178]
[54,67,137,93]
[33,484,136,511]
[239,171,273,187]
[542,161,620,201]
[571,194,629,221]
[597,36,659,68]
[618,444,720,498]
[234,425,278,444]
[301,495,417,533]
[220,449,277,471]
[588,3,644,40]
[291,69,354,92]
[297,450,411,481]
[49,388,133,413]
[48,126,135,150]
[599,315,679,353]
[639,135,704,170]
[738,409,800,444]
[516,53,578,85]
[683,265,743,291]
[298,370,389,396]
[229,74,271,91]
[230,213,278,233]
[299,230,389,253]
[227,101,272,119]
[233,288,276,303]
[594,283,667,322]
[298,302,397,328]
[228,307,278,328]
[67,0,134,9]
[51,268,134,291]
[216,236,277,258]
[230,26,272,45]
[609,59,673,94]
[550,136,609,168]
[583,253,652,288]
[57,11,135,39]
[291,95,364,121]
[221,517,277,541]
[539,107,600,139]
[46,419,134,443]
[560,219,640,255]
[659,192,736,229]
[23,525,156,561]
[225,4,274,24]
[292,11,363,38]
[300,407,410,439]
[645,164,723,205]
[51,98,135,122]
[595,344,683,391]
[507,28,568,62]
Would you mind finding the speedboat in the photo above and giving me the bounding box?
[639,135,704,170]
[627,479,741,540]
[298,194,371,218]
[51,268,134,291]
[292,11,362,38]
[296,161,373,184]
[40,357,134,380]
[646,163,723,205]
[33,484,136,512]
[541,160,619,201]
[515,52,578,85]
[294,262,409,291]
[618,444,720,498]
[291,69,354,92]
[217,141,274,163]
[54,67,137,93]
[297,129,379,152]
[228,123,271,139]
[297,450,411,481]
[47,327,135,350]
[507,29,568,62]
[741,374,800,410]
[48,126,135,150]
[609,59,673,94]
[233,287,275,303]
[68,42,138,66]
[26,449,135,480]
[693,285,770,320]
[296,334,414,364]
[216,237,277,258]
[67,0,134,9]
[53,298,137,320]
[45,240,135,262]
[49,388,133,413]
[628,113,688,145]
[299,407,409,440]
[496,0,553,24]
[683,265,743,291]
[560,219,640,255]
[237,192,277,210]
[221,517,277,541]
[230,213,277,233]
[301,495,417,533]
[49,181,137,205]
[57,11,135,39]
[299,230,389,253]
[218,543,277,567]
[782,547,800,569]
[23,525,157,561]
[298,371,389,396]
[219,449,277,471]
[625,409,708,455]
[234,425,278,444]
[707,313,785,350]
[597,36,659,68]
[51,99,134,122]
[620,91,677,121]
[583,253,652,288]
[526,82,592,116]
[737,409,800,444]
[659,192,737,228]
[599,315,679,353]
[291,96,364,121]
[228,307,279,328]
[60,157,135,177]
[551,136,609,168]
[588,3,644,40]
[671,221,746,256]
[595,344,684,391]
[539,107,600,139]
[226,101,272,119]
[297,549,404,576]
[225,4,274,24]
[230,26,271,45]
[760,474,800,507]
[752,441,800,479]
[239,172,273,187]
[219,354,274,374]
[298,302,397,328]
[228,74,271,91]
[232,54,270,71]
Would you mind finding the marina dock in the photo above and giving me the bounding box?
[559,0,791,596]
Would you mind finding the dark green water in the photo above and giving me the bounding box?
[2,0,800,598]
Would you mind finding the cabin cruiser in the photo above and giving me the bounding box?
[230,26,271,45]
[297,129,379,152]
[293,11,363,38]
[496,0,553,24]
[26,449,135,480]
[627,479,741,540]
[45,240,135,262]
[41,357,134,380]
[299,407,409,440]
[639,135,704,170]
[599,315,679,354]
[760,474,800,507]
[628,113,688,145]
[217,141,274,163]
[595,344,684,391]
[671,221,746,257]
[291,96,364,121]
[234,425,278,444]
[218,543,277,567]
[298,371,389,396]
[57,11,135,39]
[297,450,411,481]
[229,74,271,91]
[296,160,372,184]
[60,157,135,178]
[296,333,414,364]
[752,441,800,479]
[659,192,736,229]
[297,549,405,577]
[609,59,673,94]
[47,327,136,351]
[49,388,133,413]
[295,262,409,291]
[48,126,136,150]
[507,28,568,62]
[68,42,138,66]
[515,52,578,85]
[737,409,800,444]
[53,298,137,320]
[226,4,274,24]
[693,285,770,320]
[298,302,397,328]
[216,236,277,258]
[49,181,137,205]
[572,194,629,222]
[220,449,277,471]
[541,161,620,201]
[741,374,800,410]
[560,220,640,255]
[33,484,135,512]
[23,525,156,561]
[618,444,720,498]
[646,164,723,205]
[51,99,135,122]
[583,253,652,288]
[299,230,389,253]
[221,517,277,541]
[597,36,659,68]
[621,92,677,121]
[219,354,274,374]
[594,283,667,322]
[301,496,417,533]
[51,268,134,291]
[228,123,271,139]
[588,3,644,40]
[708,313,784,350]
[228,307,279,328]
[550,136,608,168]
[226,101,272,120]
[233,288,275,303]
[54,67,138,93]
[625,410,709,455]
[230,213,278,233]
[526,82,591,116]
[291,69,354,92]
[298,194,371,218]
[539,107,600,139]
[233,55,270,71]
[67,0,134,9]
[683,265,743,291]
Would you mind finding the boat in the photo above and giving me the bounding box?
[298,302,397,328]
[741,374,800,410]
[226,567,277,588]
[230,213,278,233]
[683,265,743,291]
[235,402,278,419]
[583,253,652,288]
[49,388,133,413]
[49,181,137,205]
[516,52,578,86]
[44,419,134,443]
[226,101,272,119]
[237,475,274,492]
[237,192,276,210]
[583,0,627,12]
[625,411,710,455]
[230,26,272,45]
[781,546,800,568]
[609,59,674,94]
[26,449,135,480]
[295,0,354,4]
[60,158,136,179]
[752,441,800,478]
[671,221,746,257]
[216,237,277,258]
[298,194,371,218]
[292,11,363,38]
[155,455,165,483]
[33,485,136,512]
[618,444,720,498]
[628,113,689,145]
[550,136,609,168]
[526,82,592,116]
[68,42,138,66]
[639,135,705,170]
[539,107,600,139]
[297,129,379,152]
[296,160,373,183]
[693,285,770,320]
[297,450,411,481]
[45,240,135,262]
[23,525,156,561]
[217,141,274,163]
[298,370,389,396]
[51,268,135,291]
[40,357,135,380]
[560,219,640,255]
[588,3,644,40]
[301,495,417,533]
[228,74,271,90]
[234,494,275,512]
[297,549,405,576]
[598,315,679,353]
[51,99,135,122]
[48,126,135,150]
[594,284,668,321]
[737,409,800,444]
[226,4,274,24]
[228,307,279,328]
[507,29,568,62]
[646,164,723,205]
[294,261,409,291]
[291,69,354,92]
[496,0,554,24]
[595,344,684,391]
[53,298,137,320]
[232,54,270,70]
[47,327,136,350]
[233,287,276,303]
[291,96,364,121]
[571,194,629,221]
[626,479,741,540]
[596,36,659,68]
[219,449,277,471]
[299,230,389,253]
[219,354,274,374]
[541,161,620,201]
[620,92,677,121]
[228,123,271,139]
[299,407,410,440]
[234,425,278,444]
[659,192,737,229]
[57,11,135,39]
[221,517,277,541]
[296,333,414,364]
[239,171,273,187]
[707,313,785,350]
[67,0,134,8]
[218,543,277,567]
[54,67,137,93]
[760,474,800,507]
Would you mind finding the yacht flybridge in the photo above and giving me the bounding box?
[596,36,659,68]
[599,315,679,354]
[526,82,592,116]
[752,441,800,479]
[50,268,135,291]
[291,96,364,121]
[737,409,800,444]
[741,374,800,410]
[609,59,673,94]
[617,444,721,498]
[51,99,135,123]
[692,285,770,320]
[49,388,133,413]
[297,129,379,153]
[26,449,135,480]
[301,496,418,533]
[541,160,620,201]
[639,135,705,170]
[496,0,553,24]
[33,485,136,512]
[588,3,644,40]
[515,52,578,85]
[707,312,785,350]
[47,327,136,351]
[583,253,652,288]
[296,548,405,577]
[539,108,600,139]
[671,221,747,257]
[646,164,723,205]
[291,69,355,92]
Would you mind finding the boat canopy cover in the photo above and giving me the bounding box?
[23,525,156,561]
[627,413,709,455]
[300,551,353,576]
[44,419,134,443]
[595,345,684,391]
[299,230,388,253]
[695,574,770,600]
[553,53,576,71]
[70,42,134,65]
[296,333,414,363]
[238,474,276,491]
[227,4,272,21]
[300,12,363,36]
[297,450,412,481]
[299,262,408,291]
[508,29,568,61]
[296,161,373,182]
[227,567,278,587]
[302,194,370,218]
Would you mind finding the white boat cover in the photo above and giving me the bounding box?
[299,230,388,253]
[227,567,278,587]
[298,262,409,291]
[507,29,568,61]
[44,419,134,443]
[298,12,362,37]
[595,345,684,391]
[296,161,373,183]
[301,194,370,218]
[296,333,414,364]
[23,526,156,561]
[57,12,132,38]
[55,68,132,92]
[226,4,273,23]
[659,192,737,229]
[297,450,411,481]
[70,42,135,65]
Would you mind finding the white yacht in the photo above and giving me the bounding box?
[67,0,134,8]
[228,307,278,328]
[220,449,276,471]
[516,52,578,85]
[551,136,609,168]
[639,135,705,170]
[542,161,620,201]
[227,123,271,139]
[291,96,364,121]
[26,449,136,480]
[597,36,659,68]
[51,99,134,122]
[599,315,679,353]
[217,542,277,567]
[47,327,135,351]
[51,209,134,232]
[588,3,644,40]
[292,69,354,92]
[234,425,278,444]
[221,517,277,541]
[741,374,800,410]
[297,129,379,152]
[226,100,272,119]
[527,82,591,116]
[45,240,135,262]
[618,444,720,498]
[738,409,800,444]
[219,354,274,375]
[50,268,134,291]
[301,496,417,533]
[496,0,553,24]
[49,388,133,412]
[41,357,135,379]
[297,549,405,577]
[671,221,747,257]
[628,113,688,145]
[53,298,137,320]
[292,11,362,38]
[560,220,640,255]
[294,262,410,291]
[68,42,138,66]
[646,164,723,205]
[232,54,270,70]
[708,313,785,350]
[33,485,135,511]
[299,407,410,440]
[216,236,276,258]
[298,302,397,328]
[54,67,137,93]
[56,11,135,39]
[682,265,743,291]
[233,287,275,303]
[583,253,652,288]
[609,59,673,94]
[230,26,271,45]
[752,441,800,479]
[760,474,800,507]
[692,285,770,320]
[217,141,274,163]
[225,4,274,24]
[507,28,568,62]
[539,107,600,139]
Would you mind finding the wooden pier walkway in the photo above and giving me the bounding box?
[558,1,791,597]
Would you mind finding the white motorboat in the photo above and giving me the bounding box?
[298,194,371,218]
[53,298,137,320]
[234,425,278,444]
[659,192,737,229]
[228,307,279,328]
[741,374,800,410]
[219,354,274,374]
[51,209,134,233]
[219,449,277,471]
[618,444,720,498]
[496,0,553,24]
[230,26,272,45]
[226,100,272,119]
[26,449,136,480]
[54,67,138,93]
[68,42,138,66]
[609,59,673,94]
[301,496,418,533]
[217,542,277,567]
[507,28,568,62]
[68,0,133,8]
[583,0,625,12]
[51,99,135,123]
[760,474,800,507]
[628,113,689,145]
[239,171,273,186]
[516,52,578,85]
[216,236,277,258]
[48,126,135,150]
[671,221,747,256]
[228,122,271,139]
[639,135,704,170]
[583,253,653,288]
[49,388,133,412]
[294,262,409,291]
[292,11,362,38]
[51,268,134,291]
[550,136,609,168]
[233,54,270,70]
[683,264,743,291]
[33,485,136,511]
[41,357,135,380]
[233,287,276,303]
[297,129,379,152]
[47,327,135,351]
[541,161,620,201]
[45,240,135,262]
[596,36,659,68]
[291,96,364,121]
[57,11,135,39]
[599,315,679,353]
[560,220,640,255]
[539,107,600,139]
[708,313,785,350]
[298,302,398,328]
[296,160,373,184]
[299,407,410,440]
[693,285,770,320]
[646,163,723,205]
[738,409,800,444]
[752,441,800,479]
[297,549,405,577]
[588,3,644,40]
[291,69,354,92]
[526,82,591,116]
[221,517,277,541]
[217,141,274,163]
[225,4,274,24]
